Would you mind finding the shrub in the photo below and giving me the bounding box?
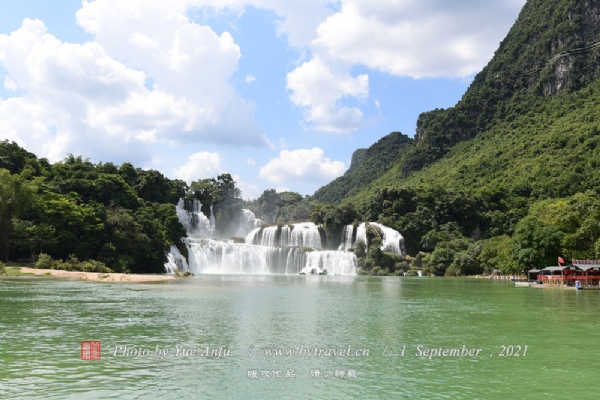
[445,264,462,277]
[39,254,112,273]
[79,260,112,273]
[35,253,53,269]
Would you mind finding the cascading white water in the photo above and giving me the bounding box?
[236,209,263,238]
[347,222,405,256]
[375,223,405,255]
[184,238,357,275]
[245,222,323,248]
[166,201,358,275]
[245,227,261,245]
[176,199,214,238]
[338,225,355,251]
[289,223,322,248]
[164,245,188,273]
[301,251,358,275]
[209,205,215,230]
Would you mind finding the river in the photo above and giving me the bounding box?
[1,276,598,399]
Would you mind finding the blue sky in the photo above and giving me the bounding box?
[0,0,525,198]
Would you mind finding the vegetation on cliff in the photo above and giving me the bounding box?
[309,0,600,276]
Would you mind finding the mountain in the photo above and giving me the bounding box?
[346,148,367,174]
[402,0,600,176]
[313,131,413,203]
[316,0,600,204]
[310,0,600,276]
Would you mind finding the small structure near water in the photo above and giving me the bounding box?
[528,260,600,288]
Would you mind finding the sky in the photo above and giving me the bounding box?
[0,0,526,199]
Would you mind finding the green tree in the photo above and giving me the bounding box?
[0,169,34,261]
[511,216,564,271]
[189,178,218,204]
[479,235,517,274]
[11,220,57,259]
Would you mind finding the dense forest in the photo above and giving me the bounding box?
[306,0,600,276]
[0,140,244,274]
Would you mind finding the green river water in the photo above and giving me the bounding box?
[1,275,598,399]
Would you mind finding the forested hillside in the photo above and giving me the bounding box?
[309,0,600,276]
[313,131,413,203]
[0,140,242,273]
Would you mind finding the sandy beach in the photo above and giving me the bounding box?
[15,267,176,283]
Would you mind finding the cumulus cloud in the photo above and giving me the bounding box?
[173,151,223,183]
[312,0,525,78]
[186,0,334,48]
[286,57,368,133]
[3,76,19,91]
[282,0,523,131]
[246,158,256,166]
[259,147,346,184]
[245,74,256,83]
[0,2,272,164]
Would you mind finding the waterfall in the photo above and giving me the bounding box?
[176,199,214,238]
[164,245,188,273]
[245,222,322,248]
[209,205,216,230]
[245,227,261,245]
[338,225,355,251]
[236,209,263,238]
[183,238,357,275]
[349,222,405,256]
[165,200,359,275]
[375,223,406,255]
[301,251,358,275]
[289,223,322,248]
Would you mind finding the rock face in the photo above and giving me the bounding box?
[407,0,600,174]
[346,148,367,174]
[313,131,413,203]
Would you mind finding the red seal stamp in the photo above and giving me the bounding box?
[81,341,101,360]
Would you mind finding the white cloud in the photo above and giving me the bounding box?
[259,147,346,184]
[282,0,523,131]
[173,151,223,183]
[246,157,256,166]
[312,0,525,78]
[286,57,368,133]
[0,3,273,164]
[3,76,19,91]
[245,74,256,83]
[188,0,334,48]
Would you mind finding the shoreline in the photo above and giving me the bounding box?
[4,267,176,283]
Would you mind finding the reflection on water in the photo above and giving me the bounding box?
[1,276,599,399]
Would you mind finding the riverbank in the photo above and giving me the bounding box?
[2,267,176,283]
